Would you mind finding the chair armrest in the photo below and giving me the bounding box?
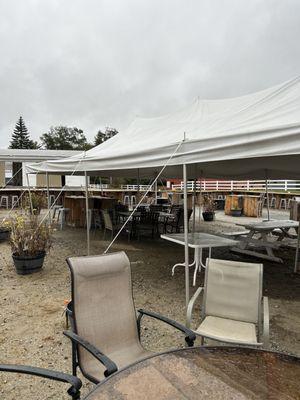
[137,309,196,347]
[0,364,82,399]
[63,331,118,377]
[262,296,270,347]
[187,287,203,329]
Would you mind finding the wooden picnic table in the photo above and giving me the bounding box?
[84,346,300,400]
[161,232,237,285]
[231,219,299,263]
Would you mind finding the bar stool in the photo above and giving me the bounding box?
[131,195,137,208]
[11,195,19,208]
[52,205,62,220]
[57,208,70,230]
[93,210,102,233]
[123,195,130,207]
[279,198,287,210]
[269,197,276,208]
[288,197,295,209]
[0,196,9,209]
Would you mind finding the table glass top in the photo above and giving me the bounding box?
[85,347,300,400]
[161,232,237,248]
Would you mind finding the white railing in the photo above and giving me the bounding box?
[89,183,110,189]
[121,184,154,191]
[171,180,300,192]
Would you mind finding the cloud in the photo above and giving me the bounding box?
[0,0,300,147]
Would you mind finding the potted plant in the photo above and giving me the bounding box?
[231,206,243,216]
[24,192,47,215]
[8,213,52,275]
[0,219,10,241]
[231,199,243,217]
[202,194,216,221]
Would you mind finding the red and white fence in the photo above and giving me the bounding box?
[171,180,300,192]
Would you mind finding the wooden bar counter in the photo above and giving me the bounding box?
[225,195,261,217]
[64,195,116,227]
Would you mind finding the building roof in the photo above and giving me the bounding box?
[0,149,82,162]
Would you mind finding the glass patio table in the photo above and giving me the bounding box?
[161,232,237,285]
[84,346,300,400]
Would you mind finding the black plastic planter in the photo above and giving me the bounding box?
[0,229,10,241]
[231,209,242,217]
[202,211,215,221]
[12,251,46,275]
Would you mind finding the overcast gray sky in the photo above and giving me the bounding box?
[0,0,300,148]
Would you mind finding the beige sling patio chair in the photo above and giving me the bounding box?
[187,258,269,347]
[64,252,196,384]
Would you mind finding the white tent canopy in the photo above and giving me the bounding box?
[27,76,300,179]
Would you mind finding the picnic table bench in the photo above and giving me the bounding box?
[231,220,299,263]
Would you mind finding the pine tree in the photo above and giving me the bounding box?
[9,116,38,149]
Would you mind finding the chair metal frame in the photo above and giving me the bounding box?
[0,364,82,399]
[64,252,196,384]
[187,258,269,347]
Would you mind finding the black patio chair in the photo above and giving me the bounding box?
[0,364,82,399]
[101,209,136,241]
[165,207,192,233]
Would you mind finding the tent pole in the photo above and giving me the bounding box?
[192,178,196,232]
[85,171,90,255]
[265,171,270,221]
[183,164,190,319]
[137,169,140,203]
[26,173,33,214]
[46,172,51,225]
[154,179,158,205]
[199,173,203,225]
[294,224,300,273]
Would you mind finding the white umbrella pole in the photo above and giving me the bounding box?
[46,172,51,224]
[183,164,190,317]
[154,179,158,205]
[85,171,90,255]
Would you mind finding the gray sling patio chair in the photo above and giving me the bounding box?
[101,209,135,241]
[187,258,269,347]
[0,364,82,399]
[64,252,196,384]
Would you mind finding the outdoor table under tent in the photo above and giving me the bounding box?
[25,75,300,318]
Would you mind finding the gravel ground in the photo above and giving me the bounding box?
[0,209,299,399]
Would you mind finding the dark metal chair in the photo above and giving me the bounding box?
[64,252,196,384]
[101,209,133,241]
[0,364,82,399]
